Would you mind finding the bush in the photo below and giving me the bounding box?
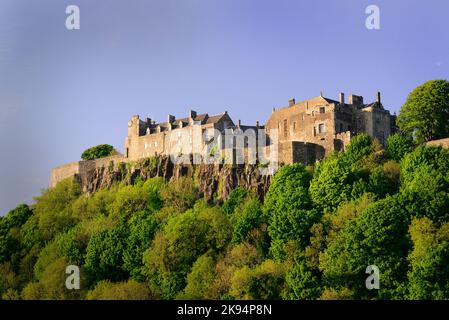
[385,133,414,161]
[81,144,114,161]
[87,279,151,300]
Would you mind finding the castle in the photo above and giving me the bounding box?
[124,91,395,165]
[50,91,396,187]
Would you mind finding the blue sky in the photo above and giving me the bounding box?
[0,0,448,215]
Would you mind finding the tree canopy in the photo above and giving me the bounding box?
[81,144,114,161]
[397,79,449,143]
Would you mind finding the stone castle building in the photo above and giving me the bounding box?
[50,91,396,187]
[124,91,395,165]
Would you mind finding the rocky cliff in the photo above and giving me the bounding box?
[66,155,272,202]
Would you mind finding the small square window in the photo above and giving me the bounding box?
[319,107,325,114]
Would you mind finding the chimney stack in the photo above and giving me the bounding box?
[288,98,296,107]
[339,92,345,104]
[272,107,276,113]
[167,114,175,123]
[256,120,259,127]
[238,119,241,128]
[376,91,381,104]
[189,110,197,119]
[349,94,364,106]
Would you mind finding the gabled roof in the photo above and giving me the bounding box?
[206,112,228,124]
[149,112,227,131]
[322,97,340,105]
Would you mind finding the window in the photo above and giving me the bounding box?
[319,106,325,114]
[293,122,296,130]
[340,123,343,132]
[283,119,287,138]
[318,123,325,133]
[126,148,129,158]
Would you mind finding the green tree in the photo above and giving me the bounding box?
[23,257,86,299]
[319,195,411,299]
[87,279,151,300]
[385,133,414,161]
[397,80,449,143]
[407,218,449,299]
[108,185,149,219]
[264,164,319,260]
[0,205,33,263]
[160,177,198,213]
[143,205,231,299]
[84,222,129,284]
[222,187,248,216]
[230,260,285,299]
[123,210,158,281]
[181,254,217,299]
[400,145,449,224]
[34,178,81,241]
[231,196,265,244]
[264,164,312,217]
[282,256,322,300]
[81,144,114,161]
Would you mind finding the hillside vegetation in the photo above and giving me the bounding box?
[2,132,449,300]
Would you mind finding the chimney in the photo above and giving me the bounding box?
[145,117,152,125]
[272,107,276,113]
[349,94,364,106]
[339,92,345,104]
[189,110,197,119]
[256,120,259,127]
[376,91,381,104]
[167,114,175,123]
[238,119,241,128]
[288,98,296,107]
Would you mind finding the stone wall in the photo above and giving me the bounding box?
[427,138,449,148]
[50,154,127,188]
[50,161,80,188]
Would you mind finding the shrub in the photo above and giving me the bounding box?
[81,144,114,161]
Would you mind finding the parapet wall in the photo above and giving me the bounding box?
[50,154,127,188]
[50,161,80,188]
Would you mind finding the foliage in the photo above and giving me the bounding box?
[81,144,114,161]
[407,218,449,299]
[397,79,449,143]
[3,101,449,300]
[222,187,248,216]
[385,133,414,161]
[87,279,151,300]
[34,178,81,241]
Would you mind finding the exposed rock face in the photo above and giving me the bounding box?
[73,155,272,202]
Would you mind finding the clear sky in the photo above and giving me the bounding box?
[0,0,448,215]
